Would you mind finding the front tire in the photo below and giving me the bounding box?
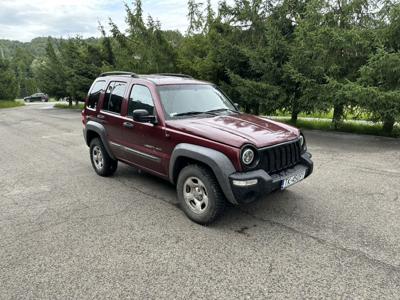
[89,138,118,177]
[177,165,226,225]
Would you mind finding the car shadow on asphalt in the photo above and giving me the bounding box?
[111,164,299,229]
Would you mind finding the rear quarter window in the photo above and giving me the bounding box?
[87,80,106,110]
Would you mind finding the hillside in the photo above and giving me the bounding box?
[0,37,50,59]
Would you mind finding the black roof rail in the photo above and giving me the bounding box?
[99,71,139,78]
[155,73,193,79]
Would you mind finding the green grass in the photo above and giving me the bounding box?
[54,103,85,110]
[271,117,400,138]
[0,100,25,109]
[274,108,371,121]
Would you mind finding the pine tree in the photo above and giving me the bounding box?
[0,58,18,100]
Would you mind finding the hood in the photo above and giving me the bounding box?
[166,113,299,148]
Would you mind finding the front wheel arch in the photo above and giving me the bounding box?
[169,144,238,204]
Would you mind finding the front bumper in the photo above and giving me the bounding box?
[228,152,313,204]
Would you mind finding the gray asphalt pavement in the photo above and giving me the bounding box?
[1,103,400,299]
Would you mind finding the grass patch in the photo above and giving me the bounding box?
[271,117,400,138]
[274,108,371,121]
[54,103,85,110]
[0,100,25,109]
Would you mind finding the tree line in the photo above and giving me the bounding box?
[1,0,399,134]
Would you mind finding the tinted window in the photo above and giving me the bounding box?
[128,85,154,116]
[103,82,126,114]
[87,80,106,109]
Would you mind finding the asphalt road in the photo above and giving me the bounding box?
[1,103,400,299]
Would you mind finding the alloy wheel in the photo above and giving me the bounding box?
[183,176,209,214]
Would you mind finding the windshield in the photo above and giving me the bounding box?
[158,84,237,119]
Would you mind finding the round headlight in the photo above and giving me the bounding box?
[299,134,307,152]
[242,148,255,165]
[299,135,304,147]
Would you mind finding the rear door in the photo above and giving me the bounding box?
[98,81,128,159]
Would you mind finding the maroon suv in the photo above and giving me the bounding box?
[82,72,313,224]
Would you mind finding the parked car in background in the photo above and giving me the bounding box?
[82,72,313,224]
[24,93,49,102]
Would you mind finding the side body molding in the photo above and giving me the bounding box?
[169,143,238,204]
[84,121,116,160]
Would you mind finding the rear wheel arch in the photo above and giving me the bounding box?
[86,130,100,147]
[84,121,116,160]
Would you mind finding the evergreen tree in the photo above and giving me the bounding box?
[0,58,18,100]
[34,39,67,100]
[12,47,37,97]
[109,0,177,73]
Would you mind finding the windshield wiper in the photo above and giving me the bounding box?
[172,111,211,117]
[172,108,237,117]
[205,108,238,114]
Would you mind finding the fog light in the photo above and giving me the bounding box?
[232,179,258,187]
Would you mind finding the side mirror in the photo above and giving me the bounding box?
[234,103,240,110]
[133,109,157,124]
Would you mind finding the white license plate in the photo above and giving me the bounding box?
[281,170,306,190]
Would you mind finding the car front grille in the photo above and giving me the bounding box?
[259,139,302,174]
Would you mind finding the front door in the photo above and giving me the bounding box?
[121,84,168,177]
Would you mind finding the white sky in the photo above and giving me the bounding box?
[0,0,224,42]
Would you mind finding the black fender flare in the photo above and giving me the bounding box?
[169,143,238,204]
[84,121,116,160]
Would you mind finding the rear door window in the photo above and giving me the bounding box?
[103,81,127,114]
[87,80,106,110]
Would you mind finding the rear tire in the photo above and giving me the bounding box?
[89,138,118,177]
[177,165,226,225]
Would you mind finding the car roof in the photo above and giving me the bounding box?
[97,72,211,86]
[140,75,211,86]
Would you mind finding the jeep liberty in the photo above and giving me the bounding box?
[82,72,313,224]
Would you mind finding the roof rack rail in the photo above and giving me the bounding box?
[155,73,193,79]
[99,71,139,78]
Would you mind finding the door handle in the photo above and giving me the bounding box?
[97,114,105,119]
[123,122,134,129]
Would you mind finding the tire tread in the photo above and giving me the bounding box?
[177,164,226,225]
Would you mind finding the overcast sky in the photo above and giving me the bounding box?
[0,0,223,42]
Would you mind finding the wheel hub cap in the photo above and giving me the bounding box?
[183,177,209,214]
[92,146,104,170]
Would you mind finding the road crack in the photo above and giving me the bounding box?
[238,208,400,274]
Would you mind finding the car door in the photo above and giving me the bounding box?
[121,84,168,177]
[98,81,128,159]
